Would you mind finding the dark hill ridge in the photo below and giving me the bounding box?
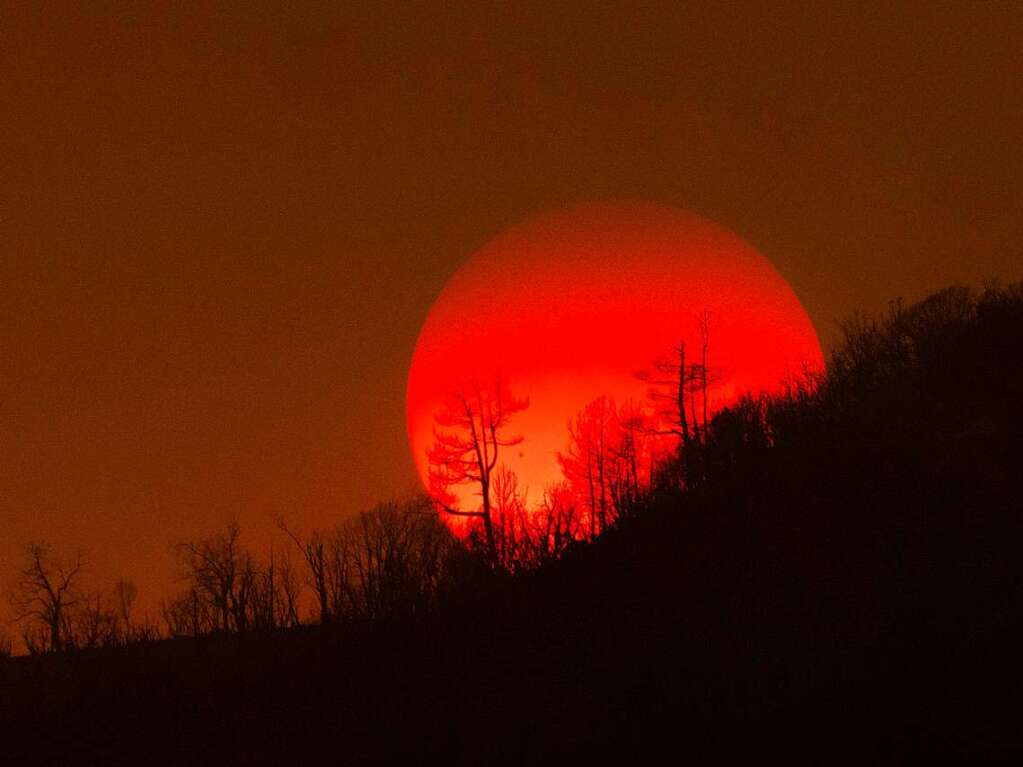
[2,282,1022,764]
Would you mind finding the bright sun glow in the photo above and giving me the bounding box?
[406,201,824,530]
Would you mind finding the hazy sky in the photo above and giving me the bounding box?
[2,2,1020,615]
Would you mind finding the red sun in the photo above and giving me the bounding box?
[407,201,823,520]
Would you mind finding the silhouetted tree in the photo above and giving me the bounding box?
[174,522,256,633]
[559,397,658,536]
[644,317,718,441]
[695,310,722,442]
[342,497,458,618]
[608,399,655,516]
[273,549,303,628]
[248,547,302,631]
[279,496,464,624]
[559,396,618,538]
[639,342,694,447]
[490,465,530,572]
[167,530,289,635]
[8,541,84,653]
[427,377,529,564]
[526,481,582,564]
[161,587,216,638]
[277,520,333,624]
[67,591,119,650]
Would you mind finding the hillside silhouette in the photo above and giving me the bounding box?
[2,282,1022,764]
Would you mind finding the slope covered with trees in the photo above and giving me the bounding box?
[2,282,1022,763]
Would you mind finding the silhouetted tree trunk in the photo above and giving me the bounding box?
[278,520,332,624]
[640,342,697,448]
[427,377,528,565]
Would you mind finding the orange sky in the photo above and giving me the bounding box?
[2,2,1021,622]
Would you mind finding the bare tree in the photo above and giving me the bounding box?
[609,399,652,514]
[277,520,333,624]
[8,541,84,653]
[490,465,529,572]
[343,497,460,619]
[638,318,721,484]
[325,527,355,622]
[557,395,661,536]
[691,310,724,442]
[280,496,462,624]
[639,342,696,447]
[559,396,618,538]
[175,522,256,633]
[427,377,528,564]
[275,549,303,628]
[525,481,581,565]
[248,546,302,631]
[161,587,216,638]
[67,591,119,650]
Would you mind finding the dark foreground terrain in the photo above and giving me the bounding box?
[3,283,1022,764]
